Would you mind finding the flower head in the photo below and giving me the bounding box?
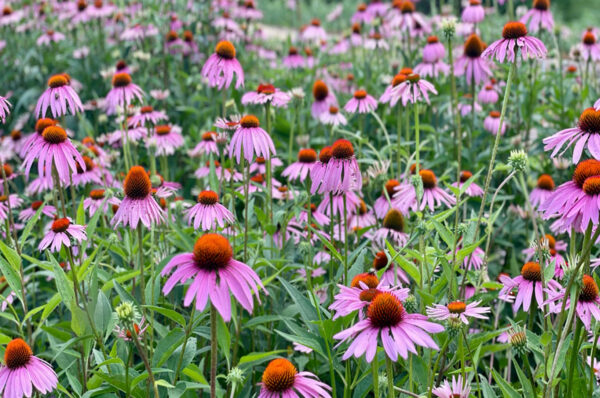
[201,41,244,89]
[482,21,547,63]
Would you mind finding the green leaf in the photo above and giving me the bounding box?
[48,252,75,305]
[19,202,44,246]
[492,369,521,398]
[278,277,317,330]
[238,350,286,367]
[513,361,534,397]
[144,305,186,327]
[0,257,23,304]
[0,240,21,271]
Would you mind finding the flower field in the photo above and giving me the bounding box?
[0,0,599,397]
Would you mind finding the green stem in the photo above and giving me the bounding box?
[372,357,379,397]
[386,356,395,398]
[210,305,218,398]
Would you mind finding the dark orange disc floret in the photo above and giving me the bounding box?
[373,251,388,270]
[567,65,577,73]
[51,218,71,233]
[352,23,361,34]
[573,159,600,188]
[2,6,11,16]
[447,301,466,314]
[537,174,555,190]
[533,0,550,11]
[383,209,405,232]
[94,0,103,7]
[384,179,400,197]
[304,47,313,57]
[115,60,128,71]
[166,30,178,42]
[90,189,105,200]
[4,338,32,369]
[312,80,329,101]
[47,74,69,88]
[521,262,542,282]
[0,195,8,202]
[329,105,339,114]
[140,105,153,114]
[580,275,599,302]
[42,126,67,144]
[368,292,404,327]
[369,32,382,40]
[583,176,600,195]
[31,201,43,210]
[288,46,298,55]
[427,35,439,44]
[542,234,556,250]
[240,115,259,128]
[183,30,193,42]
[357,199,368,215]
[399,67,413,75]
[470,0,481,4]
[298,148,317,163]
[331,139,354,159]
[155,125,171,136]
[351,272,379,288]
[262,358,297,392]
[400,0,415,13]
[35,118,57,135]
[198,190,219,205]
[407,73,420,82]
[215,40,236,59]
[112,72,132,88]
[489,111,501,118]
[392,73,407,87]
[502,21,528,40]
[124,166,151,199]
[193,233,232,270]
[420,169,437,189]
[319,146,333,164]
[256,157,266,164]
[464,33,485,58]
[311,18,320,26]
[460,170,473,183]
[583,30,596,45]
[257,83,275,95]
[578,108,600,134]
[2,164,12,177]
[359,288,381,302]
[76,156,94,173]
[357,3,367,12]
[353,89,367,99]
[251,174,265,184]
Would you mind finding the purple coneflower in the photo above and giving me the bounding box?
[422,36,445,62]
[478,84,499,104]
[333,291,444,362]
[544,275,600,330]
[344,89,378,114]
[320,105,347,127]
[35,74,84,118]
[484,111,507,135]
[36,29,65,46]
[111,166,165,229]
[530,174,555,209]
[39,217,87,252]
[364,32,389,51]
[540,159,600,232]
[317,190,360,218]
[581,29,600,62]
[461,0,485,24]
[282,148,318,183]
[229,115,275,164]
[84,189,120,217]
[161,233,266,322]
[22,125,85,184]
[329,273,409,319]
[393,169,456,214]
[426,300,490,324]
[352,3,372,24]
[72,156,103,186]
[301,18,327,42]
[389,0,428,37]
[349,199,376,230]
[521,0,554,32]
[184,190,235,231]
[0,338,58,397]
[482,21,547,63]
[454,34,492,85]
[374,179,399,219]
[0,95,10,123]
[115,317,148,341]
[128,105,167,127]
[258,358,331,398]
[379,72,409,106]
[320,139,362,193]
[19,201,55,222]
[283,46,305,69]
[202,40,244,89]
[543,108,600,163]
[451,170,484,197]
[151,125,184,156]
[189,131,219,157]
[498,262,545,311]
[311,80,337,118]
[105,72,144,115]
[370,209,409,248]
[391,73,437,106]
[242,83,291,107]
[432,375,471,398]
